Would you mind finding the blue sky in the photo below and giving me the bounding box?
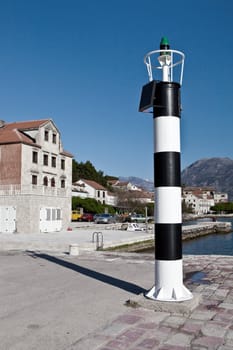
[0,0,232,180]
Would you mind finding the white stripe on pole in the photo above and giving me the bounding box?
[154,117,180,153]
[146,259,193,301]
[155,187,181,223]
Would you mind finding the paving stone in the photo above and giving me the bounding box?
[145,327,174,342]
[224,338,233,347]
[190,309,216,321]
[101,339,128,349]
[158,346,189,350]
[201,320,228,337]
[134,337,160,349]
[181,319,203,335]
[118,328,146,342]
[213,288,229,298]
[219,302,233,310]
[164,332,194,347]
[137,322,159,329]
[226,328,233,340]
[162,315,186,328]
[200,299,219,307]
[192,335,224,349]
[214,315,233,325]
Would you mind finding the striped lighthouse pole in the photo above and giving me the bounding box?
[139,38,192,301]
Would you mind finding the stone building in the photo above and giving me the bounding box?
[0,119,73,233]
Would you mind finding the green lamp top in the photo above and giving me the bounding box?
[160,37,169,46]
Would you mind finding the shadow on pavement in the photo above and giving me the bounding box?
[27,251,146,295]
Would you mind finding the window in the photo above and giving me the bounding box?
[52,208,56,220]
[46,208,51,220]
[44,130,49,141]
[52,133,56,144]
[57,209,61,220]
[43,154,48,166]
[61,159,65,170]
[32,151,38,163]
[43,176,48,186]
[51,156,56,168]
[61,179,65,188]
[51,177,55,187]
[32,175,37,185]
[97,190,100,197]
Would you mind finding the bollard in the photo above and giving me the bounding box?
[69,244,79,256]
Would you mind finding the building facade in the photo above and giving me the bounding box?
[0,119,73,233]
[182,187,228,215]
[72,179,117,206]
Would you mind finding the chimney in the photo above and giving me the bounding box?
[0,120,5,128]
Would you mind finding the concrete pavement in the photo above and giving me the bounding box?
[1,223,233,349]
[0,221,154,253]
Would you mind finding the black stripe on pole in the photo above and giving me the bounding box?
[155,223,182,260]
[154,152,181,187]
[153,82,181,117]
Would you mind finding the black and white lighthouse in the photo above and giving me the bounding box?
[139,37,192,301]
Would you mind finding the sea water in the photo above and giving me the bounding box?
[182,217,233,256]
[143,217,233,256]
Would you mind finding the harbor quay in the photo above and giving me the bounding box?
[0,222,233,349]
[0,220,231,253]
[1,251,233,349]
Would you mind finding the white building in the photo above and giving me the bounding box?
[182,187,228,215]
[72,179,117,206]
[0,119,73,233]
[110,180,141,191]
[214,192,228,203]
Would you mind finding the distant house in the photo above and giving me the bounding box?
[128,190,154,204]
[213,192,228,203]
[110,180,141,191]
[72,179,117,206]
[182,187,228,215]
[0,119,73,233]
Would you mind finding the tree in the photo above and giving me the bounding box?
[115,188,153,215]
[72,197,115,214]
[182,199,194,213]
[72,159,110,188]
[210,202,233,214]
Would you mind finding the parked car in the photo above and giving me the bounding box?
[93,214,101,221]
[71,210,82,221]
[79,213,94,222]
[95,213,116,224]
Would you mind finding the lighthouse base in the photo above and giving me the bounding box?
[146,259,193,302]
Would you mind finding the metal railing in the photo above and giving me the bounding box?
[92,231,104,250]
[0,184,70,197]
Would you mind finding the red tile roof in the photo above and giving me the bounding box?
[0,119,50,145]
[0,119,73,158]
[80,179,106,190]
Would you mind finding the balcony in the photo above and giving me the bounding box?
[0,184,70,197]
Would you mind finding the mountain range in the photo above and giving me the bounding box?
[119,176,154,192]
[121,157,233,201]
[181,157,233,200]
